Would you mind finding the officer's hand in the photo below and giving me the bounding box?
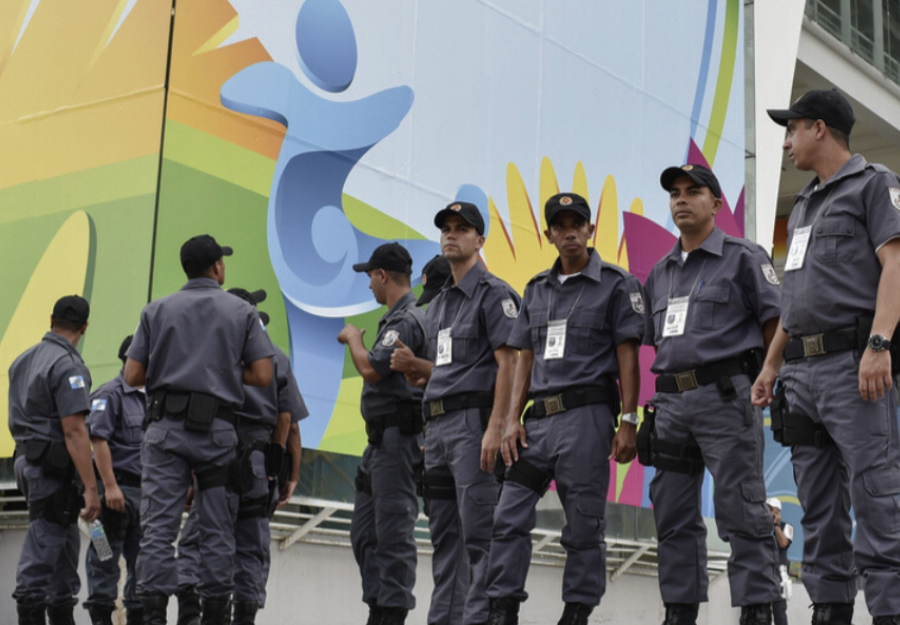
[609,423,637,464]
[859,349,893,402]
[481,425,502,473]
[337,323,364,345]
[184,484,194,511]
[104,483,126,513]
[81,487,101,522]
[390,339,416,372]
[277,480,298,509]
[500,420,528,466]
[751,365,778,407]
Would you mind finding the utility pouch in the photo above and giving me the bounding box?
[398,405,423,436]
[27,439,73,479]
[265,443,285,479]
[144,392,164,429]
[24,439,49,464]
[229,445,256,494]
[267,480,279,518]
[278,451,293,486]
[185,393,217,433]
[365,417,385,446]
[31,481,83,526]
[355,466,372,495]
[636,403,656,467]
[770,385,787,445]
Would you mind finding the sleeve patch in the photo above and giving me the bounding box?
[501,298,518,318]
[629,292,645,314]
[91,398,108,412]
[890,187,900,211]
[69,375,85,389]
[761,263,780,285]
[381,329,400,347]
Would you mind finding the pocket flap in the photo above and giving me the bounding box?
[123,411,144,429]
[528,308,547,330]
[468,483,499,506]
[166,393,189,414]
[452,322,479,339]
[568,310,603,329]
[695,284,730,304]
[575,492,606,517]
[816,215,855,237]
[863,467,900,497]
[652,296,669,315]
[740,480,766,503]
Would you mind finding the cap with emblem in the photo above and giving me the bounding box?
[660,163,723,199]
[433,201,485,235]
[180,234,233,274]
[545,193,591,226]
[227,287,271,326]
[352,242,413,275]
[52,295,90,326]
[417,255,452,306]
[766,88,855,135]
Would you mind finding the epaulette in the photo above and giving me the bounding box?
[527,269,551,286]
[723,234,762,254]
[599,261,631,278]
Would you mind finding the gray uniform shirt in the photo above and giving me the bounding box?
[423,262,521,402]
[238,346,308,426]
[781,154,900,336]
[508,249,645,395]
[362,292,426,421]
[643,227,781,373]
[88,372,145,476]
[127,277,274,408]
[9,332,92,445]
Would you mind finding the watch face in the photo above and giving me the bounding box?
[869,335,890,351]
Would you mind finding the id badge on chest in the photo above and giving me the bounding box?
[784,226,811,272]
[662,296,689,337]
[436,328,452,366]
[544,320,567,360]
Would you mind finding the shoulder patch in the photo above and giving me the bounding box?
[761,263,780,285]
[501,298,518,318]
[69,375,85,389]
[889,187,900,211]
[629,292,645,314]
[91,398,108,412]
[381,329,400,347]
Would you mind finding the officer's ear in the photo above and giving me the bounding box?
[711,197,722,216]
[475,234,485,251]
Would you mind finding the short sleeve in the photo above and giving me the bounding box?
[863,171,900,251]
[481,284,521,352]
[52,357,92,419]
[609,274,646,346]
[368,315,423,379]
[742,245,781,325]
[242,308,276,365]
[127,311,151,364]
[507,286,533,351]
[88,383,120,441]
[282,359,309,423]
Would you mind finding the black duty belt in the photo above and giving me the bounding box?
[424,392,494,419]
[656,356,748,393]
[152,390,236,425]
[528,385,615,420]
[380,402,423,429]
[114,470,142,488]
[783,329,857,362]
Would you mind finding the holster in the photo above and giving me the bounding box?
[770,385,788,445]
[29,480,83,526]
[355,466,372,496]
[229,444,257,494]
[635,404,656,467]
[265,443,285,479]
[25,439,73,479]
[770,384,832,448]
[504,457,552,495]
[101,501,129,542]
[278,451,293,487]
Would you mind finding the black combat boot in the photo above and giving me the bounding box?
[365,603,384,625]
[739,603,771,625]
[141,594,169,625]
[662,603,699,625]
[557,602,593,625]
[88,604,115,625]
[176,590,201,625]
[486,597,520,625]
[873,617,900,625]
[46,605,76,625]
[17,602,46,625]
[811,603,854,625]
[380,607,408,625]
[127,607,145,625]
[232,601,259,625]
[200,596,231,625]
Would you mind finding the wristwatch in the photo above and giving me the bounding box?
[867,334,891,352]
[621,412,639,426]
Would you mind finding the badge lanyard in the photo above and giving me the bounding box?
[543,280,587,360]
[435,295,467,367]
[785,186,836,272]
[662,257,707,338]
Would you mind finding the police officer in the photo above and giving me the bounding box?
[766,498,793,625]
[177,286,307,625]
[338,242,426,625]
[643,165,782,625]
[83,335,146,625]
[754,89,900,625]
[9,295,101,625]
[484,193,644,625]
[391,201,520,625]
[125,235,274,624]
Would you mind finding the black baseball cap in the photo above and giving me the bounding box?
[660,164,722,199]
[767,89,856,135]
[180,234,233,274]
[352,242,413,274]
[227,288,270,326]
[417,255,451,306]
[433,201,485,235]
[545,193,591,225]
[52,295,90,325]
[118,335,133,365]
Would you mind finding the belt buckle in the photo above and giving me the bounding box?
[543,394,565,416]
[802,334,825,357]
[429,399,445,417]
[674,371,699,392]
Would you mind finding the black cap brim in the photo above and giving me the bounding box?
[659,166,722,198]
[417,287,441,306]
[248,289,267,304]
[766,108,799,127]
[433,208,484,234]
[352,262,373,273]
[221,245,233,256]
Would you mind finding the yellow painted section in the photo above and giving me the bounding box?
[594,175,619,262]
[317,377,367,455]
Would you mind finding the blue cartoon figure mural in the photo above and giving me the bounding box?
[221,0,441,446]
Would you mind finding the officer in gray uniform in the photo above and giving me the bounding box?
[485,193,644,625]
[391,202,520,625]
[83,335,146,625]
[755,89,900,625]
[9,295,101,625]
[176,287,308,625]
[339,242,426,625]
[642,165,782,625]
[125,235,274,625]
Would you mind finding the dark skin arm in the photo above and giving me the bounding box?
[278,423,302,508]
[500,349,533,466]
[123,358,146,388]
[270,411,290,447]
[609,339,640,463]
[390,339,433,388]
[243,357,273,388]
[61,413,100,522]
[481,346,517,472]
[337,323,382,383]
[91,437,124,513]
[751,319,789,407]
[859,239,900,401]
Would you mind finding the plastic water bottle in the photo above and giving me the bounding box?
[89,520,114,562]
